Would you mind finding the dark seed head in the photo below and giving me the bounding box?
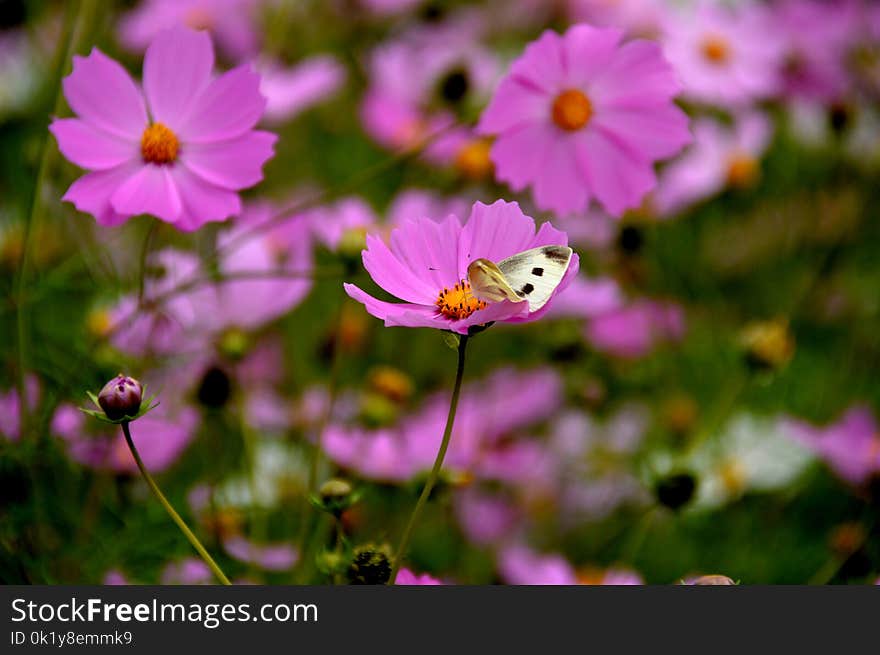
[197,366,232,408]
[656,472,697,510]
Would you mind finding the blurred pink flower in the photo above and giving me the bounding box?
[222,536,298,571]
[360,33,501,165]
[774,0,855,102]
[498,544,577,585]
[545,275,623,319]
[578,568,644,585]
[586,299,685,358]
[258,55,346,124]
[386,189,470,232]
[395,568,445,585]
[305,197,379,252]
[161,558,213,584]
[654,112,773,216]
[454,489,520,546]
[51,26,276,231]
[119,0,259,60]
[344,200,578,334]
[478,24,689,217]
[102,570,130,585]
[661,1,782,106]
[567,0,669,38]
[52,401,198,474]
[0,377,39,441]
[783,406,880,486]
[325,367,562,483]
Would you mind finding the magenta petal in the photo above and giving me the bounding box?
[531,136,589,215]
[178,65,266,143]
[577,130,655,217]
[110,165,183,223]
[490,122,554,191]
[343,283,443,330]
[388,215,462,291]
[592,40,682,106]
[62,163,140,226]
[457,200,537,275]
[594,104,691,160]
[143,26,214,129]
[63,49,147,139]
[560,23,623,86]
[50,118,138,171]
[181,130,277,190]
[477,77,546,135]
[508,30,568,94]
[172,166,241,231]
[361,234,437,304]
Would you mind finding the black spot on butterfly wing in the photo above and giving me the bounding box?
[519,283,535,297]
[541,246,570,264]
[531,267,544,276]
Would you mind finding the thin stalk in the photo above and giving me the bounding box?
[14,0,82,438]
[389,335,469,584]
[121,421,231,585]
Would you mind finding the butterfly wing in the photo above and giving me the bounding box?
[497,245,573,312]
[467,258,525,304]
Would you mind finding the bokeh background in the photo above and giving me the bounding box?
[2,0,880,585]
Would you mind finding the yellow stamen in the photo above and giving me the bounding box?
[701,35,730,65]
[455,138,494,180]
[141,122,179,164]
[727,153,759,188]
[551,89,592,131]
[435,279,487,320]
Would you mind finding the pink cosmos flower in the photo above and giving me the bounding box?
[783,406,880,486]
[258,55,346,124]
[161,558,213,584]
[344,200,578,334]
[654,113,773,216]
[52,402,198,474]
[585,298,685,358]
[305,197,379,252]
[325,367,562,483]
[774,0,855,102]
[395,568,445,585]
[222,536,298,571]
[661,1,783,107]
[50,25,276,231]
[567,0,670,39]
[498,545,577,585]
[454,489,520,546]
[477,24,690,217]
[0,377,39,441]
[360,33,501,166]
[119,0,260,61]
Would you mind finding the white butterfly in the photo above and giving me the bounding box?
[467,245,573,312]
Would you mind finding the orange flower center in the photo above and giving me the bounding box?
[141,122,179,164]
[184,7,215,31]
[726,153,759,188]
[455,138,494,180]
[551,89,592,131]
[435,279,487,320]
[701,35,730,65]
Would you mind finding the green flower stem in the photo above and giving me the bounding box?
[389,334,469,584]
[121,421,231,585]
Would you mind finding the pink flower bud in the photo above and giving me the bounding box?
[97,374,143,420]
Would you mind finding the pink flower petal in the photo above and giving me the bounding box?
[172,166,241,231]
[343,283,444,330]
[508,30,568,94]
[592,40,682,107]
[362,233,438,304]
[593,104,691,160]
[50,118,138,171]
[561,23,623,87]
[178,64,266,143]
[477,77,547,134]
[531,136,590,215]
[63,49,147,139]
[577,129,655,216]
[389,215,462,291]
[489,122,555,191]
[457,200,538,275]
[110,164,183,223]
[62,163,142,226]
[143,26,214,129]
[181,130,277,190]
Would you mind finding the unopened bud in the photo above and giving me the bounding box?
[98,374,143,420]
[347,543,393,585]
